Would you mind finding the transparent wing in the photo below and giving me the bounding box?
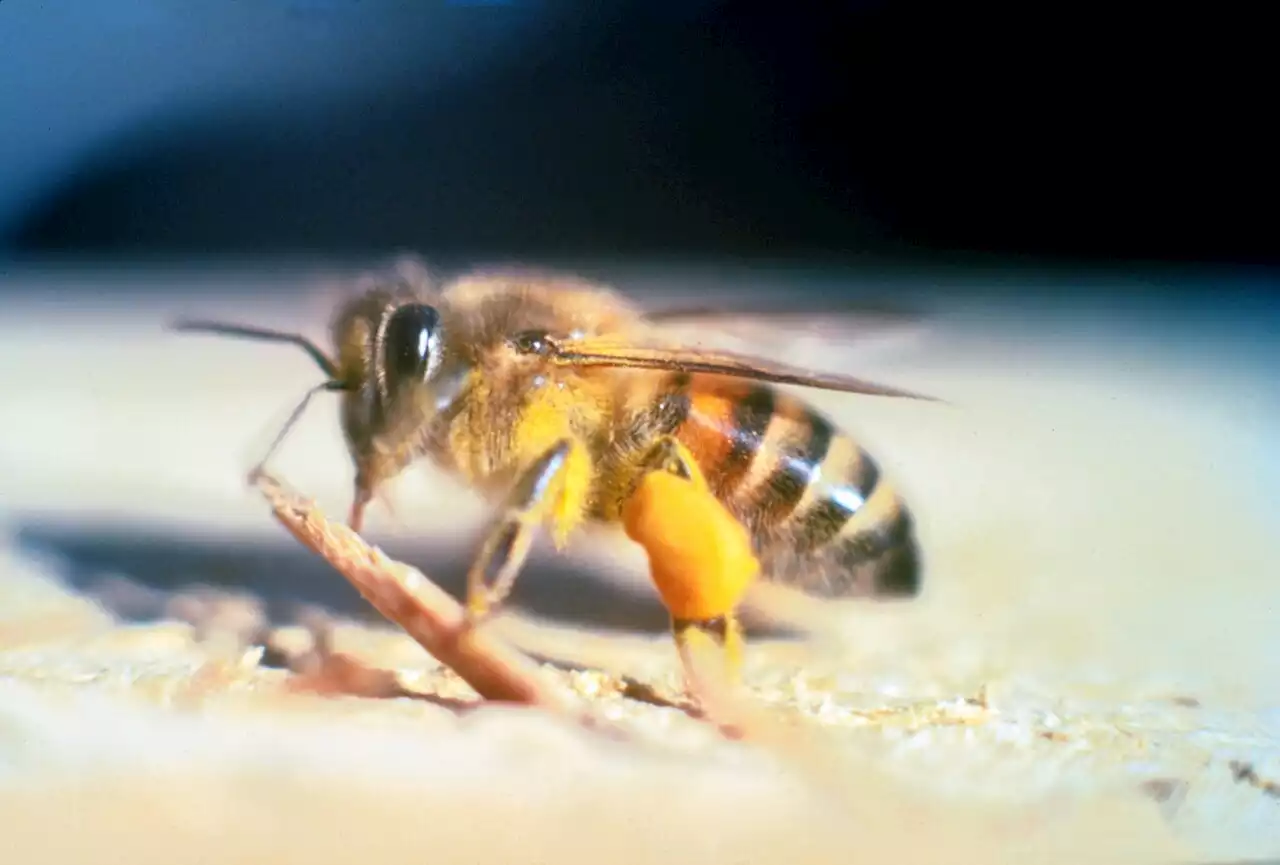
[546,334,941,401]
[637,299,934,372]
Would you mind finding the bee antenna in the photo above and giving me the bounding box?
[171,318,342,382]
[246,379,347,484]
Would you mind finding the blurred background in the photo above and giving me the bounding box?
[1,0,1274,270]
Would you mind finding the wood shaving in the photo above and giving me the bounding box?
[254,471,584,715]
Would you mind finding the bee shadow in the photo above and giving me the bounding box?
[13,523,675,636]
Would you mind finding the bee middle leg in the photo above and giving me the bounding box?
[463,437,587,625]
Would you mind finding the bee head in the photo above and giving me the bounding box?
[331,282,458,530]
[172,259,456,533]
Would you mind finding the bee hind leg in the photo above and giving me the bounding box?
[672,614,745,688]
[463,437,587,626]
[633,434,697,483]
[623,435,759,691]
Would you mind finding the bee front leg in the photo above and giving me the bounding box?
[463,437,585,626]
[622,436,759,690]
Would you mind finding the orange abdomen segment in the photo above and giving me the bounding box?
[674,381,750,487]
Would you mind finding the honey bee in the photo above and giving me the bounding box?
[174,259,936,678]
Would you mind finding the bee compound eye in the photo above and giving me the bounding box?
[382,303,440,387]
[512,330,552,355]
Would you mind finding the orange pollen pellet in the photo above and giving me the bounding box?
[621,470,761,622]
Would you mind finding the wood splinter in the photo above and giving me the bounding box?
[253,471,578,715]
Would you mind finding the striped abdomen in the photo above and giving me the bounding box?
[633,370,921,599]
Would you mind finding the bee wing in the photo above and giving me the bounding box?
[548,336,942,401]
[640,300,933,367]
[644,298,923,330]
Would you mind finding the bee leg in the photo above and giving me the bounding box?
[463,438,581,626]
[672,613,745,688]
[633,434,697,482]
[623,435,759,692]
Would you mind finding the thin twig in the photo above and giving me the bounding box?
[253,472,580,715]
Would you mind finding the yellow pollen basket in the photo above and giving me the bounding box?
[621,461,761,623]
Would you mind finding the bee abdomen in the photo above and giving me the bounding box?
[741,396,921,599]
[664,373,922,599]
[803,493,921,598]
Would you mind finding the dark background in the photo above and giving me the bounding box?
[1,1,1275,271]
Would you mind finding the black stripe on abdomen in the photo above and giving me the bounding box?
[650,371,693,435]
[718,384,776,495]
[831,500,921,597]
[752,409,834,529]
[792,446,881,554]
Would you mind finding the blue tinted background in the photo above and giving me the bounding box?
[1,1,1273,268]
